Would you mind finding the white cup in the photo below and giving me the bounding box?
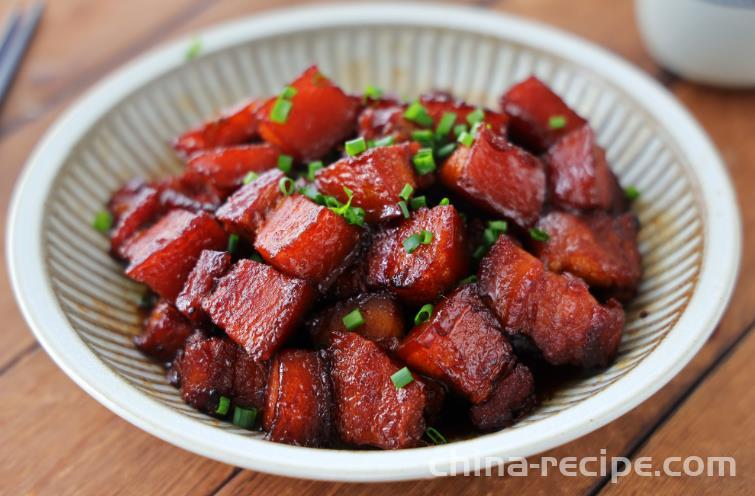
[635,0,755,87]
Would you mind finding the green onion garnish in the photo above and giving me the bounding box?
[404,101,433,127]
[466,108,485,126]
[411,129,434,145]
[328,187,365,227]
[365,84,383,100]
[403,234,422,254]
[425,427,448,445]
[215,395,231,415]
[529,227,550,242]
[458,131,475,147]
[251,252,264,263]
[242,171,259,185]
[371,135,395,148]
[420,230,433,245]
[270,98,293,124]
[410,195,427,210]
[345,137,367,157]
[472,245,487,260]
[438,197,450,206]
[398,201,410,219]
[278,154,293,173]
[342,309,365,330]
[280,86,298,99]
[414,303,434,325]
[435,112,457,137]
[453,123,468,138]
[437,142,457,159]
[307,161,324,181]
[412,148,436,175]
[548,115,567,129]
[487,220,508,233]
[92,211,113,233]
[232,406,257,429]
[458,275,477,286]
[391,367,414,389]
[185,38,202,60]
[279,177,295,195]
[227,234,240,253]
[624,185,640,201]
[399,183,414,202]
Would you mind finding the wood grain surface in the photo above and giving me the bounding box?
[0,1,752,494]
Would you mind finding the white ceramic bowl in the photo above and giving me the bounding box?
[7,3,741,482]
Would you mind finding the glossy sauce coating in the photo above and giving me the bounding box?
[185,143,280,196]
[175,249,232,322]
[134,300,194,363]
[215,169,285,241]
[173,99,262,158]
[469,363,536,431]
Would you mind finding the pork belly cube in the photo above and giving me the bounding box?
[329,331,426,449]
[254,195,361,285]
[175,250,232,322]
[233,350,270,411]
[366,205,468,305]
[501,76,587,152]
[469,363,536,431]
[422,376,447,424]
[178,332,237,414]
[185,143,280,195]
[532,211,642,295]
[357,99,413,142]
[327,255,370,300]
[109,178,149,219]
[257,66,359,161]
[201,259,315,360]
[439,127,545,227]
[133,300,194,362]
[420,91,509,137]
[315,143,419,223]
[109,184,162,258]
[397,285,515,404]
[478,235,624,368]
[173,99,262,158]
[215,169,285,241]
[123,209,227,300]
[263,349,333,447]
[158,172,224,213]
[308,292,405,351]
[545,125,616,211]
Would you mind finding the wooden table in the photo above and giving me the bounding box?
[1,0,752,494]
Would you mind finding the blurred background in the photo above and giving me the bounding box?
[0,1,752,494]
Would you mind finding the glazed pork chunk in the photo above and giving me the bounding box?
[469,363,536,431]
[173,99,262,158]
[330,331,427,449]
[479,235,624,368]
[185,143,280,196]
[531,211,642,297]
[366,205,468,305]
[133,300,194,363]
[214,169,285,242]
[175,249,232,322]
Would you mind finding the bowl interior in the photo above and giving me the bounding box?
[41,22,703,440]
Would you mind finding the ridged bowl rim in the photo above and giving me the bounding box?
[6,3,741,481]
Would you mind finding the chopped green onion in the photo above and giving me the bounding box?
[371,135,395,148]
[138,291,156,310]
[300,184,323,203]
[277,154,293,173]
[472,245,487,260]
[398,200,410,219]
[279,177,295,195]
[270,98,293,124]
[399,183,414,202]
[458,275,478,286]
[624,185,640,201]
[412,148,436,175]
[483,228,498,246]
[280,85,298,99]
[425,427,448,445]
[548,115,567,129]
[342,309,365,330]
[215,395,231,415]
[453,123,469,138]
[529,227,550,242]
[390,367,414,389]
[242,171,258,185]
[227,234,240,253]
[344,206,366,227]
[420,229,433,244]
[328,187,365,227]
[232,406,257,429]
[404,101,433,127]
[487,220,508,233]
[437,142,457,158]
[92,211,113,233]
[403,234,422,254]
[435,112,457,137]
[185,38,202,60]
[414,303,434,325]
[410,195,427,210]
[458,131,475,147]
[345,137,367,157]
[438,197,450,206]
[365,84,383,100]
[411,129,434,145]
[466,108,485,126]
[324,195,341,209]
[251,252,264,263]
[307,161,324,181]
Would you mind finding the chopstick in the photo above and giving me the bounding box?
[0,2,44,111]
